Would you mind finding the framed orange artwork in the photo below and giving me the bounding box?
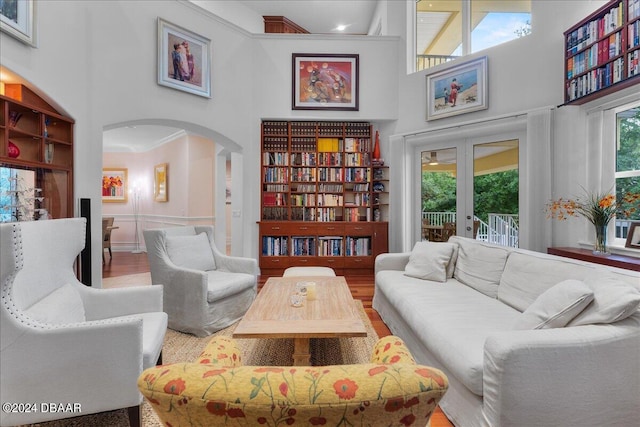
[154,163,168,202]
[102,168,127,203]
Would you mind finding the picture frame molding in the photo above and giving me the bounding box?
[102,168,128,203]
[292,53,359,111]
[426,56,488,121]
[0,0,37,47]
[157,17,211,98]
[625,221,640,249]
[154,163,168,202]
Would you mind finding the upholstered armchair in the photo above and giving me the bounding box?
[139,335,449,426]
[0,218,167,427]
[144,226,259,337]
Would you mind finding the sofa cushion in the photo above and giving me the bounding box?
[376,270,521,396]
[498,251,597,312]
[166,232,216,271]
[450,237,510,298]
[25,283,86,324]
[404,241,455,282]
[569,277,640,326]
[206,271,256,302]
[514,279,594,329]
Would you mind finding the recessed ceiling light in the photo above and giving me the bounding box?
[335,24,347,31]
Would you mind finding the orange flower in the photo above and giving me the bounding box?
[163,378,186,395]
[400,413,417,426]
[206,401,226,416]
[227,407,246,418]
[279,382,288,397]
[333,378,358,400]
[415,368,446,387]
[203,369,226,378]
[384,397,404,412]
[368,366,388,376]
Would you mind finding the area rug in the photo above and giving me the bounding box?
[22,300,378,427]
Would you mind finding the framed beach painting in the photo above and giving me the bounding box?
[157,18,211,98]
[0,0,36,46]
[426,56,488,121]
[102,168,127,203]
[292,53,359,111]
[154,163,168,202]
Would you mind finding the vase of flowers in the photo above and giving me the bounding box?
[547,189,639,255]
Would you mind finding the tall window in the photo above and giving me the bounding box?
[415,0,531,72]
[615,105,640,239]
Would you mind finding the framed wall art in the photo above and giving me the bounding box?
[625,222,640,249]
[0,0,36,46]
[154,163,168,202]
[426,56,488,121]
[102,168,127,203]
[157,18,211,98]
[292,53,359,111]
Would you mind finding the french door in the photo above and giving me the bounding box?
[417,134,521,247]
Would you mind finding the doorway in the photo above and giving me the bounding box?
[418,136,520,247]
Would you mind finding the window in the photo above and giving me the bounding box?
[615,105,640,240]
[415,0,531,72]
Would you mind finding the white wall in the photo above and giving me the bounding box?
[2,0,638,284]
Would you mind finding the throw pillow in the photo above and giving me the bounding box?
[25,283,86,324]
[513,279,594,329]
[166,232,216,271]
[404,241,455,282]
[568,277,640,326]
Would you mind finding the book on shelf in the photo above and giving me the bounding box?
[318,138,341,152]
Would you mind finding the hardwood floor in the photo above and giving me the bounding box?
[103,252,454,427]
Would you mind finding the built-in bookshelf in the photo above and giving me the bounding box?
[564,0,640,104]
[0,85,75,220]
[258,120,388,275]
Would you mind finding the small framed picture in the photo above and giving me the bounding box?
[292,53,359,111]
[102,168,127,203]
[157,18,211,98]
[625,222,640,249]
[154,163,168,202]
[426,56,488,121]
[0,0,37,46]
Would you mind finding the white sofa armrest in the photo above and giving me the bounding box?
[213,251,260,275]
[483,317,640,427]
[375,252,411,275]
[80,282,164,320]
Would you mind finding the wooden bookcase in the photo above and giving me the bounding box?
[258,120,388,275]
[564,0,640,104]
[0,84,74,220]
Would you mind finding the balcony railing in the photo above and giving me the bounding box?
[416,55,459,72]
[421,211,519,248]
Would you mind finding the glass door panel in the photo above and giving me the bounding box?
[420,148,457,241]
[472,140,519,247]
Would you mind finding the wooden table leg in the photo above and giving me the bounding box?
[292,337,311,366]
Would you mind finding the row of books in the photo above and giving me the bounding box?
[566,57,624,101]
[263,152,288,166]
[264,184,288,192]
[290,123,317,136]
[291,194,316,206]
[317,167,343,182]
[344,167,371,183]
[318,194,343,207]
[291,152,316,166]
[345,237,371,256]
[629,20,640,48]
[263,167,288,183]
[318,138,342,152]
[566,32,622,78]
[263,137,288,151]
[262,207,288,221]
[262,236,288,256]
[344,138,371,152]
[263,192,287,206]
[629,0,640,21]
[291,237,316,256]
[344,152,371,166]
[344,207,369,222]
[291,167,316,182]
[262,122,288,135]
[291,138,316,151]
[318,237,343,256]
[345,192,370,206]
[629,50,640,76]
[566,1,623,54]
[318,153,342,166]
[291,207,316,221]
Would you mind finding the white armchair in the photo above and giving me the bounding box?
[0,218,167,427]
[144,225,259,337]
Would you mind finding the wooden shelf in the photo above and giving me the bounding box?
[1,87,74,221]
[259,120,388,275]
[563,0,640,105]
[547,247,640,271]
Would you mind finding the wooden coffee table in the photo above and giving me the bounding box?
[233,276,367,365]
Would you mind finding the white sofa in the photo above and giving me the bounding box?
[373,236,640,427]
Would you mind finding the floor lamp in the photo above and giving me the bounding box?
[131,186,142,254]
